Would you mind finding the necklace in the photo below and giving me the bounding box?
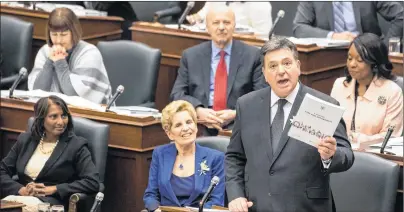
[39,139,59,155]
[177,152,195,170]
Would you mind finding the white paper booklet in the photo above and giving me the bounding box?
[288,93,345,147]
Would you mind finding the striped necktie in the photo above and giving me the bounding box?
[333,2,345,32]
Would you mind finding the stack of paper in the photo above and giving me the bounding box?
[1,89,105,112]
[367,137,403,156]
[369,137,403,148]
[166,23,255,35]
[288,37,350,48]
[33,3,106,17]
[108,106,161,119]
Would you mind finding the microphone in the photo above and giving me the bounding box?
[90,192,104,212]
[380,125,395,154]
[199,176,220,212]
[178,1,195,29]
[268,10,285,40]
[9,67,28,98]
[105,85,124,112]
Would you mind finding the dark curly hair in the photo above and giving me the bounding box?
[31,95,74,141]
[344,33,394,84]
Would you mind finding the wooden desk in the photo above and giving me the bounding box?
[0,97,168,212]
[390,53,403,77]
[130,22,347,111]
[0,5,123,70]
[0,200,24,212]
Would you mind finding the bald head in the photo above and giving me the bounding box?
[206,6,235,23]
[205,6,236,49]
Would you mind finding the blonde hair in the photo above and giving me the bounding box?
[161,100,197,131]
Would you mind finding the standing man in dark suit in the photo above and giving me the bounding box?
[225,37,354,212]
[293,1,403,43]
[171,6,267,135]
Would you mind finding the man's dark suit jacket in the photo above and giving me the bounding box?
[225,85,355,212]
[0,131,100,206]
[170,39,268,110]
[293,1,404,43]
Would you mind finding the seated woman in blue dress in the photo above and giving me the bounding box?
[143,100,225,211]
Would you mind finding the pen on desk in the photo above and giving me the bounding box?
[380,125,395,154]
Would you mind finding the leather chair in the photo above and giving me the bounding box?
[0,15,33,90]
[27,117,110,212]
[129,1,182,24]
[330,152,399,212]
[195,136,230,153]
[97,40,161,107]
[195,136,230,207]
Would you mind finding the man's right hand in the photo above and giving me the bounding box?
[186,13,202,25]
[229,197,253,212]
[196,107,224,126]
[331,32,357,42]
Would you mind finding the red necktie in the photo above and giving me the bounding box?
[213,50,227,111]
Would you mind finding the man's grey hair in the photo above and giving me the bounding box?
[261,37,299,60]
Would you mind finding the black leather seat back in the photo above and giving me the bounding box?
[330,152,399,212]
[195,136,230,207]
[129,1,181,24]
[97,40,161,106]
[0,15,33,89]
[195,136,230,153]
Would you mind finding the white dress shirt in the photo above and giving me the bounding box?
[270,82,331,169]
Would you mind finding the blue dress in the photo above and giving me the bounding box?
[170,174,196,207]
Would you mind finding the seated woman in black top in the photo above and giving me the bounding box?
[0,95,99,211]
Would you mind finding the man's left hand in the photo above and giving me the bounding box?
[32,183,57,197]
[317,137,337,160]
[216,109,236,127]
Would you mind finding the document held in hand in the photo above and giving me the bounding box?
[288,93,345,147]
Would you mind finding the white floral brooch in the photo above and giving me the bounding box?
[199,160,210,175]
[378,96,387,105]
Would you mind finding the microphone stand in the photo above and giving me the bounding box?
[380,125,395,154]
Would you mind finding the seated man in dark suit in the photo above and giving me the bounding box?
[171,6,268,135]
[293,1,403,43]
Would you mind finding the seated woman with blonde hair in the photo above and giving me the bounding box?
[331,33,403,147]
[28,7,112,104]
[0,95,100,211]
[143,100,225,211]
